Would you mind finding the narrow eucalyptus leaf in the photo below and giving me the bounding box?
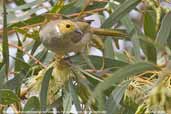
[23,96,41,113]
[0,65,6,89]
[40,67,53,112]
[0,89,20,105]
[156,12,171,47]
[93,62,160,99]
[102,0,140,28]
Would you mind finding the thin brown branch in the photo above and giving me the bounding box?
[0,8,106,36]
[0,40,47,68]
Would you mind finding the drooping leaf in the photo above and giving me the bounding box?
[8,15,45,30]
[0,65,6,89]
[92,62,160,110]
[85,1,107,11]
[2,0,9,76]
[144,10,157,39]
[15,34,25,72]
[95,62,159,92]
[4,71,27,90]
[60,0,85,15]
[70,55,128,70]
[101,0,140,28]
[104,37,115,59]
[23,96,41,113]
[63,89,72,114]
[68,81,82,111]
[106,80,131,114]
[156,12,171,48]
[0,89,20,105]
[140,39,157,63]
[40,67,53,112]
[50,0,64,13]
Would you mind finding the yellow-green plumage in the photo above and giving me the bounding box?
[39,20,91,55]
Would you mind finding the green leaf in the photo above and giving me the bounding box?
[140,39,157,63]
[29,49,48,65]
[0,65,6,89]
[97,62,159,90]
[23,96,41,113]
[7,0,45,12]
[85,1,107,11]
[0,89,20,105]
[15,34,25,72]
[156,12,171,47]
[106,80,131,114]
[104,38,115,59]
[50,0,64,13]
[63,89,72,114]
[12,56,31,73]
[60,0,85,15]
[68,81,82,111]
[30,40,41,55]
[14,0,25,5]
[2,0,9,76]
[8,15,45,30]
[70,55,128,70]
[144,10,157,39]
[121,15,135,33]
[92,62,160,108]
[4,71,27,90]
[40,67,53,112]
[101,0,140,28]
[131,33,142,61]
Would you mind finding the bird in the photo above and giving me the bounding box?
[39,19,128,56]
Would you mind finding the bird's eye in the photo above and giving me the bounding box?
[66,24,71,28]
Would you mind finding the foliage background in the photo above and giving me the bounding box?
[0,0,171,114]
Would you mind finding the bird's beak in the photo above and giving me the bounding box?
[75,29,83,35]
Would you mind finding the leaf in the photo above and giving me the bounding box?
[106,80,131,114]
[140,39,157,63]
[50,0,64,13]
[60,0,85,15]
[97,62,159,91]
[8,15,45,30]
[4,71,27,90]
[29,49,48,65]
[30,40,41,55]
[12,56,31,72]
[23,96,41,113]
[85,1,107,11]
[0,65,6,89]
[15,34,25,72]
[2,0,9,75]
[131,33,142,61]
[8,0,45,12]
[0,89,20,105]
[156,12,171,47]
[40,67,53,112]
[104,37,115,59]
[63,89,73,114]
[70,55,128,70]
[15,0,25,5]
[121,15,135,33]
[101,0,140,28]
[68,81,82,111]
[144,10,157,39]
[92,62,160,109]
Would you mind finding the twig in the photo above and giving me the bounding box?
[0,8,106,36]
[0,40,47,68]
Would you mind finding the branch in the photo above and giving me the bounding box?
[0,8,106,36]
